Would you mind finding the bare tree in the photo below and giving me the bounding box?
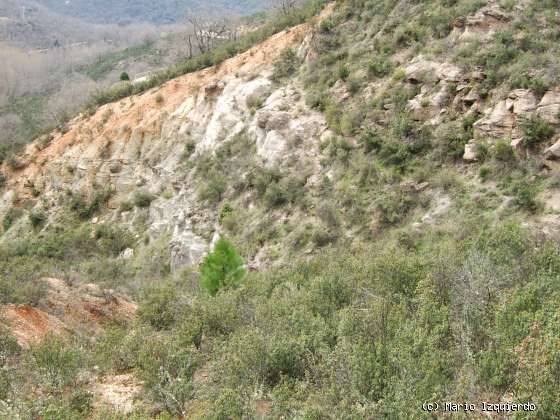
[184,11,231,54]
[275,0,297,16]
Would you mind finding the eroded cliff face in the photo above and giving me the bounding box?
[0,20,331,270]
[3,0,560,272]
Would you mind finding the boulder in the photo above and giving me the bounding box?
[537,88,560,124]
[508,89,537,118]
[265,112,291,131]
[119,248,134,259]
[257,130,287,164]
[462,89,481,106]
[170,230,208,272]
[433,82,451,107]
[405,57,438,83]
[544,137,560,160]
[329,79,350,101]
[459,5,510,40]
[473,100,515,139]
[463,140,477,162]
[435,63,463,82]
[407,97,438,121]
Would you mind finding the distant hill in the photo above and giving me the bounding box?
[33,0,267,25]
[0,0,103,48]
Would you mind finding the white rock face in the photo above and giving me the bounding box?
[463,140,477,162]
[544,137,560,160]
[0,57,328,272]
[474,100,516,139]
[537,88,560,124]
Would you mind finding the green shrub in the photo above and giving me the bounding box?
[338,64,350,81]
[273,48,298,80]
[319,18,335,33]
[94,224,133,256]
[200,237,245,296]
[512,181,541,213]
[119,72,130,81]
[494,139,516,162]
[69,389,93,416]
[136,337,198,416]
[522,117,555,148]
[511,73,550,97]
[119,200,133,212]
[327,136,353,162]
[360,129,383,153]
[70,188,113,219]
[479,166,491,182]
[219,202,234,224]
[182,140,197,159]
[138,282,180,330]
[347,77,362,95]
[198,171,227,204]
[246,94,265,111]
[367,57,393,78]
[3,207,23,232]
[376,189,416,226]
[29,210,47,228]
[207,388,247,419]
[0,328,20,366]
[133,190,155,208]
[31,335,82,390]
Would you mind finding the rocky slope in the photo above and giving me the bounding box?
[3,0,560,272]
[0,10,333,271]
[2,0,560,417]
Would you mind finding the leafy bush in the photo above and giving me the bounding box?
[376,189,416,226]
[367,56,393,78]
[494,139,516,162]
[70,188,113,219]
[119,200,134,212]
[138,282,180,330]
[522,117,555,148]
[219,202,234,224]
[29,210,47,228]
[273,48,298,80]
[200,237,245,296]
[133,190,155,208]
[31,335,82,390]
[136,337,198,416]
[0,328,20,366]
[119,72,130,81]
[511,73,550,97]
[182,139,197,159]
[338,64,350,81]
[197,171,227,204]
[512,181,541,213]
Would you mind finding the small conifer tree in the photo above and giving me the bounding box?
[120,72,130,81]
[200,237,245,296]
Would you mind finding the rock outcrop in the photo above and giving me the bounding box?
[0,20,329,271]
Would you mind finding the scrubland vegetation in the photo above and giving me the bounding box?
[2,218,560,417]
[2,0,560,417]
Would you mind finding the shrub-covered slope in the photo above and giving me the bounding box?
[1,0,560,417]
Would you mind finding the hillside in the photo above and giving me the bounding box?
[1,0,560,418]
[35,0,267,25]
